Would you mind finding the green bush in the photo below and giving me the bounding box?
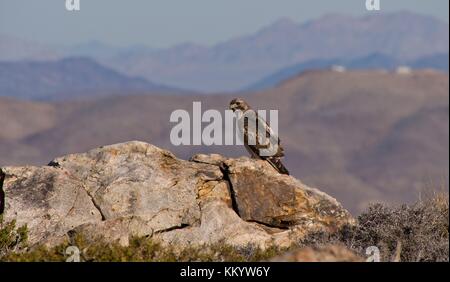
[2,233,286,262]
[0,215,28,257]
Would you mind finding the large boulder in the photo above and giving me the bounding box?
[222,157,352,228]
[0,141,354,248]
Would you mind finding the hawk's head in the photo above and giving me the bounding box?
[229,98,250,112]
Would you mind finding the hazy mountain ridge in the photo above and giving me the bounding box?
[101,11,449,92]
[246,53,450,91]
[1,11,448,95]
[0,57,183,100]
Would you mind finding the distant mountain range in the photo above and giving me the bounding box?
[0,11,448,97]
[246,53,449,91]
[98,11,448,92]
[0,57,181,100]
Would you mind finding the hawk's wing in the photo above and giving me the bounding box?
[258,112,285,158]
[238,109,285,158]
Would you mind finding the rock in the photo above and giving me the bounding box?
[70,216,155,247]
[190,153,226,166]
[223,158,352,229]
[0,166,102,245]
[155,201,275,248]
[0,141,353,249]
[269,244,363,262]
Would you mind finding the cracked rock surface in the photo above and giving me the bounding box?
[0,141,354,248]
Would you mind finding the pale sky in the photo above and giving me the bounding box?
[0,0,448,48]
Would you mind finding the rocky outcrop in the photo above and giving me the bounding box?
[0,141,353,248]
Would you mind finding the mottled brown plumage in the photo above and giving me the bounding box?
[229,98,289,175]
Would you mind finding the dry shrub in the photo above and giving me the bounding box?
[300,193,449,262]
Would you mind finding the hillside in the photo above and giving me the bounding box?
[0,70,448,213]
[0,57,181,100]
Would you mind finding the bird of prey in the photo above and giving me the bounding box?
[229,98,289,175]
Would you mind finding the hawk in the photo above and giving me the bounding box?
[229,98,289,175]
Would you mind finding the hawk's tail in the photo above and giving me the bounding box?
[266,157,290,175]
